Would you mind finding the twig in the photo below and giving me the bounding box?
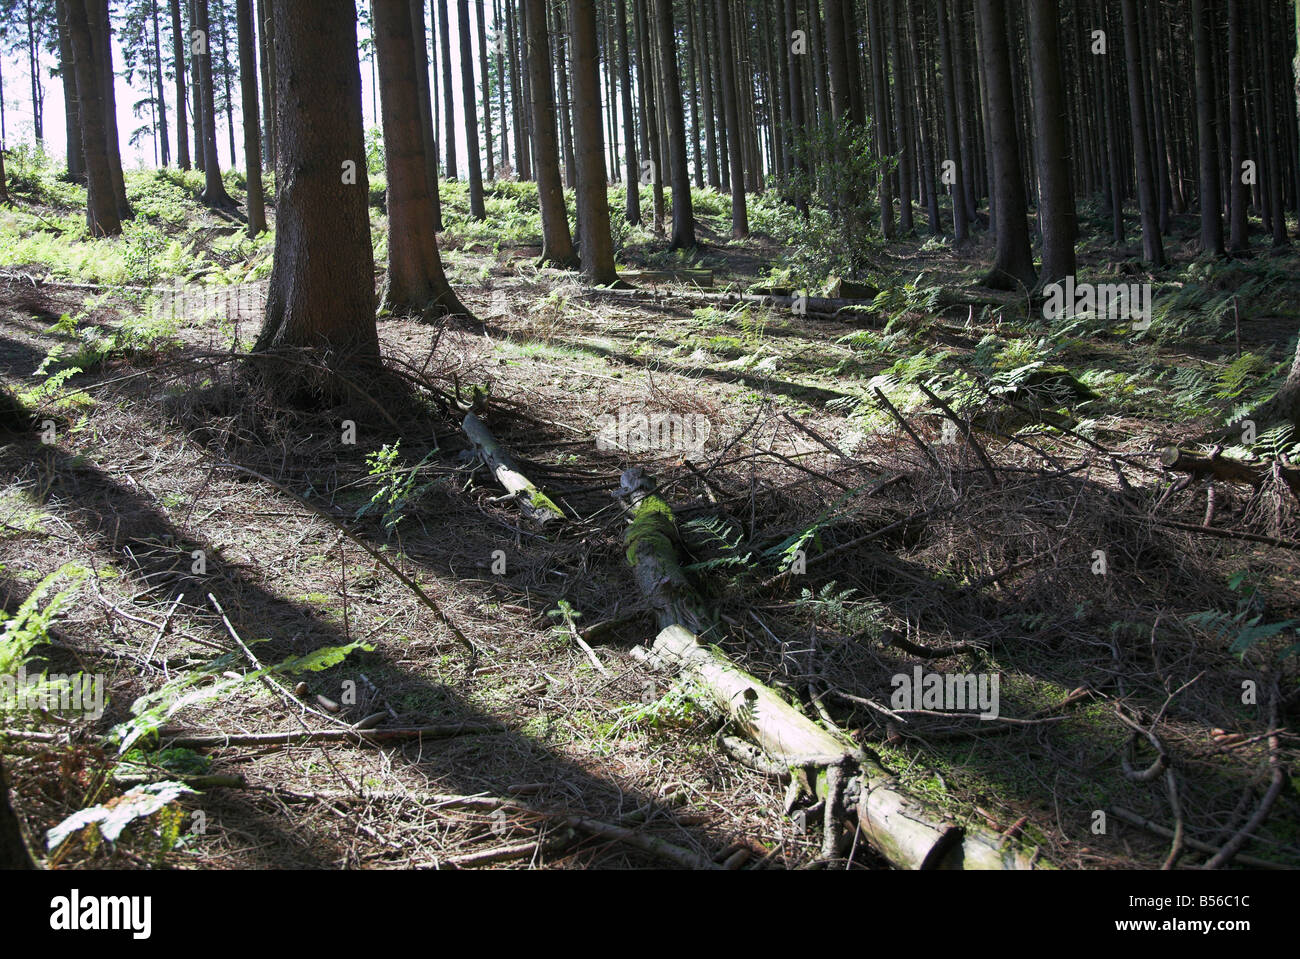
[158,723,507,749]
[916,383,1000,485]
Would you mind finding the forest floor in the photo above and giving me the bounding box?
[1,164,1298,869]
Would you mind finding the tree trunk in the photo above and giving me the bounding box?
[524,0,577,268]
[1120,0,1163,266]
[252,0,379,378]
[55,0,86,183]
[616,0,640,224]
[373,0,467,318]
[936,0,968,241]
[1192,0,1224,256]
[1227,0,1248,253]
[1025,0,1076,286]
[976,0,1036,290]
[713,0,747,237]
[633,0,663,232]
[568,0,618,285]
[411,0,444,231]
[236,0,265,234]
[151,0,171,166]
[67,0,120,235]
[654,0,694,249]
[436,0,456,178]
[457,0,486,217]
[196,0,234,208]
[257,0,275,170]
[89,0,130,219]
[0,758,33,870]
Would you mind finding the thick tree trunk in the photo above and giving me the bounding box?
[1192,0,1224,256]
[1227,0,1248,253]
[257,0,275,171]
[236,0,265,235]
[55,0,86,183]
[373,0,467,317]
[1026,0,1076,286]
[436,0,457,179]
[67,0,120,235]
[151,0,171,166]
[476,0,492,178]
[411,0,444,231]
[1121,0,1163,266]
[568,0,618,285]
[713,0,747,237]
[88,0,130,219]
[936,0,968,241]
[654,0,695,249]
[523,0,577,268]
[616,0,640,224]
[0,758,33,870]
[252,0,379,377]
[976,0,1036,291]
[195,0,234,208]
[457,0,485,218]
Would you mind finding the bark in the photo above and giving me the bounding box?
[1121,0,1163,266]
[616,0,640,224]
[1025,0,1076,285]
[713,0,747,237]
[634,0,663,232]
[935,0,968,241]
[783,0,807,216]
[654,0,695,249]
[437,0,456,178]
[976,0,1036,290]
[55,0,86,183]
[151,0,171,166]
[476,0,493,178]
[1192,0,1224,255]
[1227,0,1248,253]
[888,0,913,234]
[257,0,274,170]
[252,0,380,376]
[236,0,265,235]
[568,0,618,285]
[523,0,577,268]
[458,0,486,218]
[373,0,468,318]
[554,0,576,188]
[89,0,130,219]
[195,0,235,208]
[411,0,444,231]
[66,0,120,235]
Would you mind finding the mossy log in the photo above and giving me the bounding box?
[1160,445,1300,500]
[462,411,566,523]
[621,470,1051,869]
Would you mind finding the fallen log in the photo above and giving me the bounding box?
[619,469,1051,869]
[463,409,566,523]
[157,723,507,750]
[1160,445,1300,500]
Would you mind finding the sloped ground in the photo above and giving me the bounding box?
[1,171,1298,869]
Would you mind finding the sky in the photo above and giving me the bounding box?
[0,3,497,177]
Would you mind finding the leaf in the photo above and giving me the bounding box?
[46,782,195,850]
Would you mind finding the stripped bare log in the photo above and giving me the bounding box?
[463,409,566,523]
[1160,445,1300,500]
[620,469,1051,869]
